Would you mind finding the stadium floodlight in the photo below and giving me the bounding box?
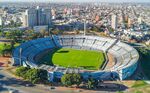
[49,28,53,37]
[84,19,86,36]
[19,48,22,65]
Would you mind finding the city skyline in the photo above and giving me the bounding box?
[0,0,150,3]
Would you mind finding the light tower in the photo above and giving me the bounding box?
[19,48,22,65]
[84,19,86,36]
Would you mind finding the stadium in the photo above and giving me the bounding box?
[11,35,139,81]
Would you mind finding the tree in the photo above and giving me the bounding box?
[1,43,12,56]
[5,32,12,39]
[52,28,64,35]
[86,76,98,89]
[15,66,29,77]
[72,73,82,87]
[91,26,99,32]
[61,74,73,87]
[138,48,149,56]
[24,29,34,37]
[87,78,95,89]
[61,73,82,87]
[10,41,15,49]
[15,67,48,84]
[24,69,47,84]
[38,69,48,83]
[40,29,46,37]
[0,32,3,37]
[25,69,40,83]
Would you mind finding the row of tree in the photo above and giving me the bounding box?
[15,66,47,84]
[61,73,101,89]
[61,73,82,87]
[0,43,13,56]
[15,66,102,89]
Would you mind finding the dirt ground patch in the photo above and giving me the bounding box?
[0,56,10,67]
[105,53,115,69]
[120,81,136,88]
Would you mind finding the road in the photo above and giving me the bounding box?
[0,67,120,93]
[0,67,86,93]
[1,67,112,93]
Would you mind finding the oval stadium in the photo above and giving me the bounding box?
[11,35,139,81]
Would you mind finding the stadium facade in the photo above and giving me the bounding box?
[12,35,139,81]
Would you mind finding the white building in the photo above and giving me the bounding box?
[145,40,150,46]
[0,16,2,26]
[138,17,142,24]
[33,25,48,32]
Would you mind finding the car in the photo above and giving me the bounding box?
[25,83,33,87]
[50,86,55,90]
[9,89,19,93]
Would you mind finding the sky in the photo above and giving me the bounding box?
[0,0,150,3]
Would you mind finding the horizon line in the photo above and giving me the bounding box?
[0,1,150,3]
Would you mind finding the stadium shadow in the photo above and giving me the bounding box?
[38,48,63,66]
[56,50,69,53]
[80,83,128,92]
[124,48,150,81]
[0,87,8,92]
[124,60,150,81]
[0,74,5,79]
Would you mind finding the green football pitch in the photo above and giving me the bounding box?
[39,48,105,70]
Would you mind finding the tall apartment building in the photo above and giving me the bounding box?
[128,17,132,28]
[138,17,142,24]
[111,14,118,30]
[22,6,51,28]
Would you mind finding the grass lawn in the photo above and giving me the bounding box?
[39,48,105,70]
[131,81,147,88]
[124,81,149,93]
